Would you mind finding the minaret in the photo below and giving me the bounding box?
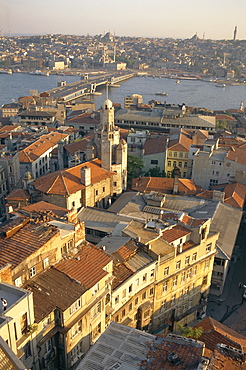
[233,26,237,41]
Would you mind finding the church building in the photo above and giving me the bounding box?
[32,98,127,211]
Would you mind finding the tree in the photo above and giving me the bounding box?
[178,324,203,339]
[127,155,144,185]
[144,166,166,177]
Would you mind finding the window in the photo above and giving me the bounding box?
[143,273,147,282]
[192,253,197,261]
[179,152,183,158]
[149,287,154,296]
[179,289,183,299]
[24,342,31,360]
[135,297,139,306]
[92,322,101,340]
[115,295,119,304]
[9,165,13,173]
[173,276,178,287]
[129,303,133,311]
[15,276,22,287]
[44,338,52,354]
[42,314,52,329]
[168,161,171,166]
[184,162,187,168]
[171,294,176,305]
[43,257,49,268]
[102,187,105,192]
[122,289,126,299]
[20,313,28,335]
[135,278,139,287]
[113,182,117,186]
[70,299,81,315]
[91,302,101,319]
[187,269,192,279]
[163,281,168,292]
[202,275,208,285]
[151,159,158,165]
[161,300,166,311]
[71,340,83,366]
[174,152,177,157]
[122,309,126,318]
[193,266,197,276]
[178,162,182,167]
[142,292,147,300]
[164,267,169,276]
[95,190,98,196]
[70,319,82,339]
[144,309,150,319]
[185,286,190,296]
[205,259,210,269]
[129,285,133,293]
[92,283,99,295]
[176,261,181,270]
[29,266,36,278]
[150,269,155,279]
[173,161,177,167]
[185,256,190,265]
[181,272,186,282]
[206,243,212,253]
[72,201,75,207]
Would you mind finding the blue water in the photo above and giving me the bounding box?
[0,73,246,111]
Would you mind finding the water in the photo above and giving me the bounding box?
[0,73,246,111]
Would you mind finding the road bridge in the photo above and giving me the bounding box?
[43,72,135,103]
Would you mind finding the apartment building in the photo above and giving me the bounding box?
[122,216,218,332]
[23,243,113,369]
[166,129,192,178]
[19,132,70,180]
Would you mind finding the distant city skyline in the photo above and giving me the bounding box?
[1,0,246,40]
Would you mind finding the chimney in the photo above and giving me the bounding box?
[80,166,91,186]
[212,190,224,203]
[173,167,180,194]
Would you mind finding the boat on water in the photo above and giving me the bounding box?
[215,83,226,88]
[156,92,168,96]
[29,70,50,76]
[0,69,12,74]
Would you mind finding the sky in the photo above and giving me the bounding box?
[1,0,246,40]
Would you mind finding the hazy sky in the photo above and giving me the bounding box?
[1,0,245,40]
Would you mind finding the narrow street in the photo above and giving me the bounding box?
[207,222,246,335]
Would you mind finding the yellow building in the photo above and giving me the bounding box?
[166,129,191,178]
[122,214,219,333]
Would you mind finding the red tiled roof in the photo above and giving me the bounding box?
[19,132,69,163]
[5,189,30,201]
[54,242,112,289]
[21,201,69,218]
[132,177,201,195]
[34,159,114,195]
[161,224,191,243]
[227,148,246,165]
[194,317,246,352]
[112,263,133,290]
[0,218,59,268]
[64,138,90,156]
[143,136,168,156]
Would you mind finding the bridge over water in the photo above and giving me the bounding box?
[44,71,135,102]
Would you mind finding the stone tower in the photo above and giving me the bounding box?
[93,98,128,193]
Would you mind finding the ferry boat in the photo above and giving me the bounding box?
[0,69,12,74]
[156,92,168,96]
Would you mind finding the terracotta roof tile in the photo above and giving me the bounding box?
[161,224,191,243]
[5,189,30,201]
[0,218,59,269]
[19,132,69,163]
[34,159,114,195]
[54,242,112,289]
[143,136,168,155]
[21,201,69,218]
[132,177,201,195]
[64,138,90,156]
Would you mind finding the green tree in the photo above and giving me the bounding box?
[216,119,227,129]
[145,166,166,177]
[127,155,144,184]
[178,324,203,339]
